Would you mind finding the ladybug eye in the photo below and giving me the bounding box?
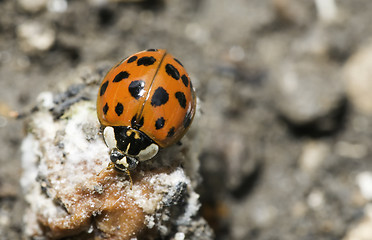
[110,148,124,163]
[137,143,159,161]
[103,126,117,149]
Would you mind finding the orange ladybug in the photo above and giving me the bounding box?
[97,49,196,173]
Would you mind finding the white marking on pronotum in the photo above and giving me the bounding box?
[137,143,159,161]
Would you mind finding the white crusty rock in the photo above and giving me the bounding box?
[21,77,212,239]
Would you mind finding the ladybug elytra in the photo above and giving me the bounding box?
[97,49,196,174]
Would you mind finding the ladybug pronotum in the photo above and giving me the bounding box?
[97,49,196,176]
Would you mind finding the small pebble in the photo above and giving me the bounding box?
[36,92,54,110]
[47,0,68,13]
[299,141,329,173]
[251,204,278,227]
[229,45,245,62]
[307,189,325,210]
[314,0,339,23]
[0,214,10,227]
[344,41,372,115]
[174,232,185,240]
[356,172,372,201]
[185,23,210,45]
[17,22,56,53]
[18,0,47,13]
[273,59,345,129]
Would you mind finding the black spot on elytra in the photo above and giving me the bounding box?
[113,71,130,82]
[151,87,169,107]
[165,64,180,80]
[146,49,158,52]
[128,80,145,100]
[131,114,144,129]
[100,81,109,96]
[183,110,193,129]
[103,103,109,115]
[167,127,175,137]
[127,56,137,63]
[115,102,123,116]
[175,92,186,109]
[155,117,165,130]
[174,58,183,67]
[137,56,156,66]
[181,74,189,87]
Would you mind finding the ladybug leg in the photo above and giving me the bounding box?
[107,162,115,170]
[97,162,133,190]
[96,162,115,177]
[126,169,133,190]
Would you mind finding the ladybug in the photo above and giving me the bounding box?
[97,49,196,175]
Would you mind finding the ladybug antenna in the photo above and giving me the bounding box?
[126,169,133,190]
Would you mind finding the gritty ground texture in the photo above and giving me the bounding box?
[2,0,372,239]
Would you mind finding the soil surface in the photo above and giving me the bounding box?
[2,0,372,239]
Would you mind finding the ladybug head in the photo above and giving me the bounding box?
[102,126,159,171]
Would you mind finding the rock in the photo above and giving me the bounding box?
[18,0,48,13]
[314,0,339,23]
[21,78,213,239]
[356,172,372,201]
[307,189,325,210]
[47,0,68,13]
[272,59,346,134]
[17,21,56,53]
[299,140,329,174]
[344,41,372,115]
